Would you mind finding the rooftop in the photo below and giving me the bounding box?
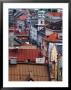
[48,12,62,17]
[9,63,50,81]
[43,32,58,42]
[18,14,27,20]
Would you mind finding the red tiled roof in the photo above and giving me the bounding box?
[9,49,41,62]
[17,37,28,39]
[18,14,27,20]
[43,32,58,42]
[9,27,17,32]
[9,64,49,81]
[14,31,29,37]
[48,12,62,17]
[19,31,29,35]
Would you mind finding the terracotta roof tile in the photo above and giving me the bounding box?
[9,64,49,81]
[48,12,62,17]
[9,27,17,32]
[18,14,27,20]
[9,47,42,62]
[43,32,58,42]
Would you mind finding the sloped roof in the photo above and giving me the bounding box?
[18,14,27,20]
[9,63,50,81]
[15,31,29,36]
[9,27,17,32]
[48,12,62,17]
[43,32,58,42]
[9,48,41,61]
